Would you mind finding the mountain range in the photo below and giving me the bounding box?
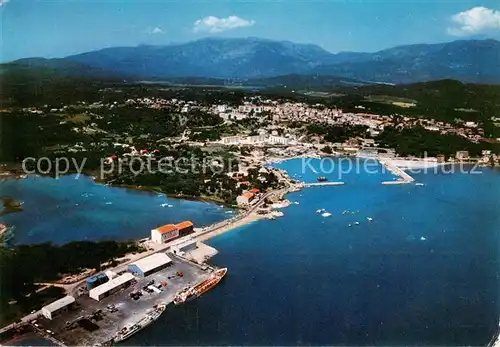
[3,37,500,85]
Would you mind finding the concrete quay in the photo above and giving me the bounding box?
[303,181,345,187]
[378,158,415,184]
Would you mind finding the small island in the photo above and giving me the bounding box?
[0,196,23,217]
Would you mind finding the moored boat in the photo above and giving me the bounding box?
[174,268,227,305]
[113,303,166,343]
[317,176,328,182]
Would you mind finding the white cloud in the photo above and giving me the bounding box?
[193,15,255,34]
[145,26,165,35]
[0,0,10,7]
[448,6,500,36]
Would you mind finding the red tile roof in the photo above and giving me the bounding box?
[241,192,254,200]
[155,224,178,234]
[175,221,193,229]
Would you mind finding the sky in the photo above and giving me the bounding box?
[1,0,500,62]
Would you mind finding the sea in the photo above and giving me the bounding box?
[0,175,233,245]
[1,158,499,346]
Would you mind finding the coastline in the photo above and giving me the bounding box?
[105,182,233,207]
[197,213,266,242]
[0,171,236,209]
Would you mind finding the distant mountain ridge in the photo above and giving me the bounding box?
[313,39,500,84]
[4,37,500,84]
[65,37,336,79]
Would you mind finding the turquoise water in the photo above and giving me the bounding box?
[2,159,499,345]
[0,175,232,245]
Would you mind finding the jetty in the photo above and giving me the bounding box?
[378,159,415,184]
[303,181,345,188]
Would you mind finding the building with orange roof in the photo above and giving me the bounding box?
[151,223,179,244]
[175,220,194,237]
[248,188,260,194]
[236,192,255,207]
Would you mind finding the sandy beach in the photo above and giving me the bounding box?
[196,213,266,242]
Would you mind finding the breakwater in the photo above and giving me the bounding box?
[378,159,415,184]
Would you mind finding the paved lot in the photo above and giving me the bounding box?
[34,255,213,346]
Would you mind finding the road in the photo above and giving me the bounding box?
[0,183,290,336]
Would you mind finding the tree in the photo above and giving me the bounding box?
[322,146,333,154]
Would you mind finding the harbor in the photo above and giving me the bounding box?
[378,159,416,184]
[0,185,289,346]
[25,254,218,346]
[1,157,497,346]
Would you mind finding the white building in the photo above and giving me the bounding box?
[465,121,478,128]
[236,192,255,206]
[246,134,267,144]
[41,296,75,320]
[221,136,243,145]
[229,112,248,121]
[128,253,172,277]
[89,273,135,301]
[239,105,263,114]
[268,135,289,146]
[217,105,228,113]
[151,224,179,244]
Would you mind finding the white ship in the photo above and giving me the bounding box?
[113,303,166,343]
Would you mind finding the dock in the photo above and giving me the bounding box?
[378,159,415,184]
[26,255,215,346]
[182,242,219,265]
[303,181,345,187]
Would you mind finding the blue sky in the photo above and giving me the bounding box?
[1,0,500,62]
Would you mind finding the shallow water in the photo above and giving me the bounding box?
[0,175,231,245]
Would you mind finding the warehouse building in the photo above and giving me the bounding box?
[41,295,76,320]
[151,224,179,244]
[89,273,135,301]
[127,253,172,277]
[86,273,109,290]
[176,220,194,237]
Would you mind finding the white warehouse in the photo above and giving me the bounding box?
[89,272,135,301]
[127,253,172,277]
[41,295,76,320]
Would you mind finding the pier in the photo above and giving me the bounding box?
[303,181,345,187]
[25,255,214,346]
[378,159,415,184]
[0,174,339,345]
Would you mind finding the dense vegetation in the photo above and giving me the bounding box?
[332,80,500,138]
[0,240,144,325]
[306,123,369,143]
[376,126,498,158]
